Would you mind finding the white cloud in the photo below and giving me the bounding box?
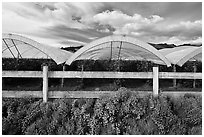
[91,10,202,45]
[155,36,202,45]
[2,2,202,47]
[166,20,202,33]
[93,10,164,35]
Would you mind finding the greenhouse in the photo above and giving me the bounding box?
[159,46,202,66]
[65,35,171,67]
[2,33,73,65]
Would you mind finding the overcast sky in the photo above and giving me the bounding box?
[2,2,202,47]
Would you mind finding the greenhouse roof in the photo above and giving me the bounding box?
[2,33,73,64]
[159,46,202,66]
[66,35,171,66]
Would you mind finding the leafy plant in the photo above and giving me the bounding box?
[2,88,202,135]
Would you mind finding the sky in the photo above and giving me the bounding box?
[2,2,202,47]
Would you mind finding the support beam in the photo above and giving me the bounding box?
[153,67,159,97]
[43,65,48,102]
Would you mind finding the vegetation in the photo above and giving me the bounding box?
[2,87,202,135]
[2,58,202,91]
[2,58,202,72]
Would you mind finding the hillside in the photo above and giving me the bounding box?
[61,43,201,52]
[148,43,176,49]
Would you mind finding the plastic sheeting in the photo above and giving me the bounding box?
[66,35,171,66]
[159,46,202,66]
[2,33,73,64]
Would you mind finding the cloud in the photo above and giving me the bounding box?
[137,19,202,44]
[165,20,202,38]
[91,9,201,44]
[41,25,112,45]
[2,2,107,46]
[92,10,164,35]
[3,2,104,30]
[2,4,45,35]
[162,36,202,45]
[2,2,202,46]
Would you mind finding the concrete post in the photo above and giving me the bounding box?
[153,67,159,97]
[43,65,48,102]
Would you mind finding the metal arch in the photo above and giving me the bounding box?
[66,35,171,66]
[2,39,16,59]
[11,39,23,59]
[77,42,164,64]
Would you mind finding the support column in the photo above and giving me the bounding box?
[81,64,84,86]
[61,65,66,87]
[193,62,197,88]
[43,65,48,102]
[173,64,177,88]
[153,67,159,97]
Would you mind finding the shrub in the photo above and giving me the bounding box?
[2,88,202,135]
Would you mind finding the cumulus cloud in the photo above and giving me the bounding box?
[165,20,202,38]
[138,19,202,45]
[92,10,164,35]
[91,9,201,45]
[2,2,202,46]
[162,36,202,45]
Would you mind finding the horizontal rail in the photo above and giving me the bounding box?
[2,90,201,99]
[2,91,42,98]
[2,71,202,79]
[159,72,202,79]
[2,71,42,78]
[49,71,153,79]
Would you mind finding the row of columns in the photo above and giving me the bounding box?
[173,63,197,88]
